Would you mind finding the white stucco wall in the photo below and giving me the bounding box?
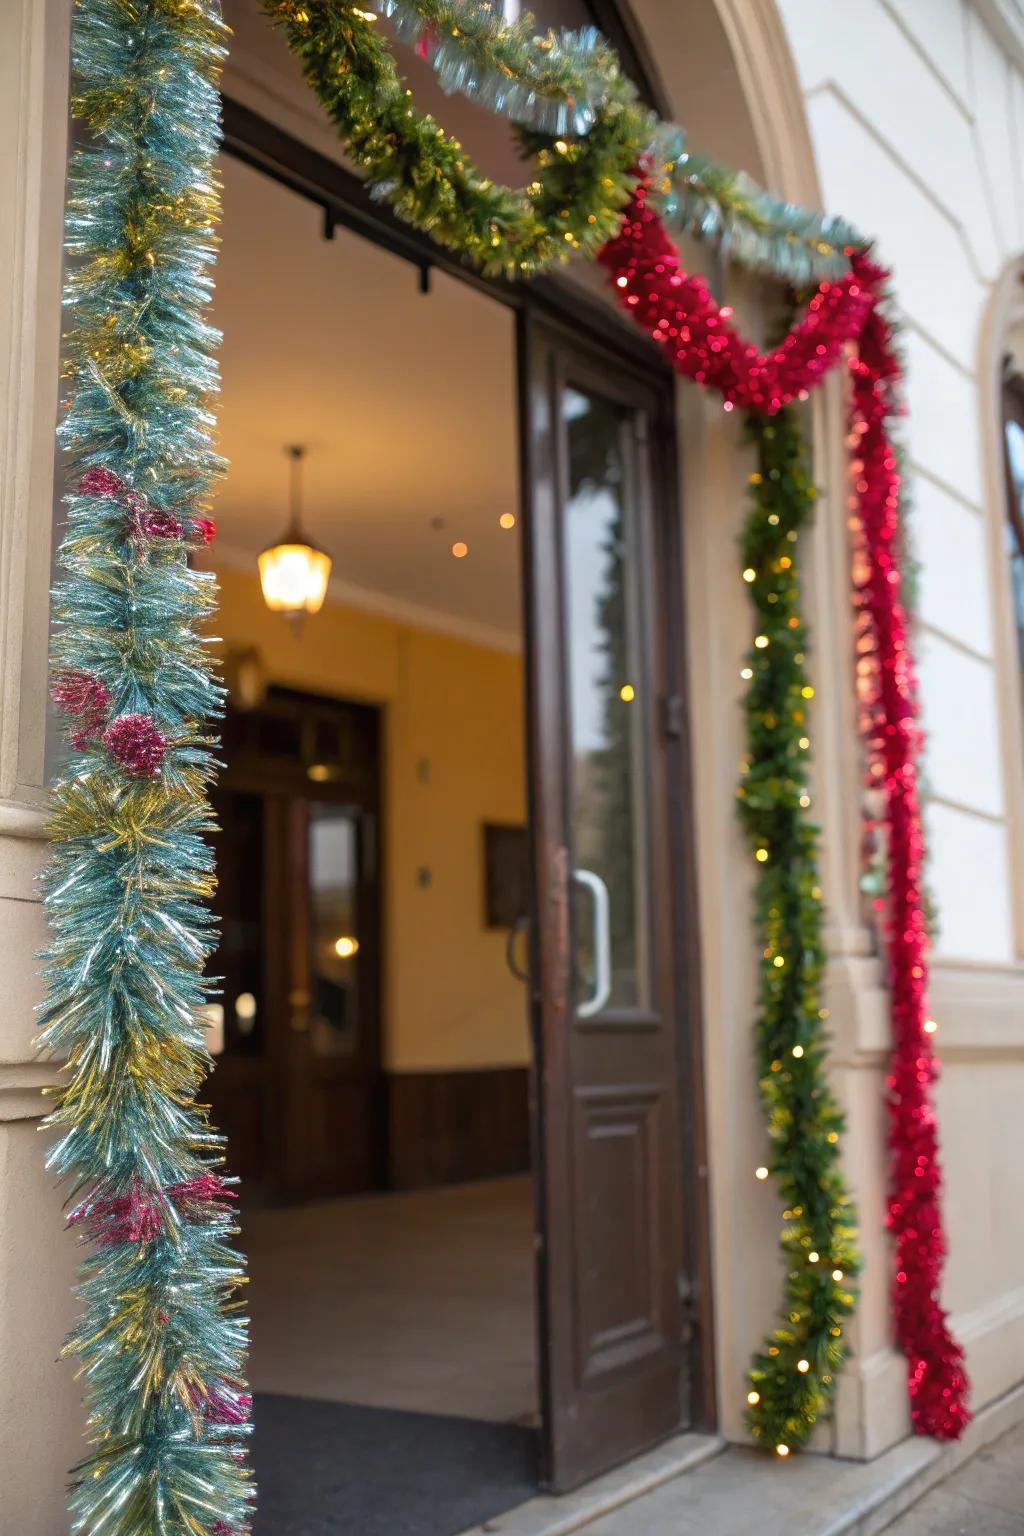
[774,0,1024,1449]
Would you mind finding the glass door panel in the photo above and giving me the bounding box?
[562,386,651,1016]
[308,804,362,1059]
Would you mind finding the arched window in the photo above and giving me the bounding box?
[1003,365,1024,681]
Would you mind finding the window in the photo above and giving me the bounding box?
[1003,369,1024,684]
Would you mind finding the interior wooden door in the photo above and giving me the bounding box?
[278,792,384,1200]
[209,690,384,1202]
[521,318,694,1490]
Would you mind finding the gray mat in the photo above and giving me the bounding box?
[252,1394,538,1535]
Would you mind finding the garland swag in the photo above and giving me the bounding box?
[43,2,253,1534]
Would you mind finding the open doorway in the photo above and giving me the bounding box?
[201,62,710,1522]
[206,148,541,1533]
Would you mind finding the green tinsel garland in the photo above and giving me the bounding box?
[342,0,868,282]
[737,411,861,1453]
[263,0,651,279]
[41,2,253,1532]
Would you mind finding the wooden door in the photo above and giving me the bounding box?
[277,793,384,1200]
[521,319,696,1490]
[209,690,384,1202]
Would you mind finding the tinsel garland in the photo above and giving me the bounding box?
[599,181,970,1441]
[370,0,864,281]
[738,411,860,1454]
[262,0,651,278]
[848,303,971,1441]
[596,179,874,412]
[42,2,253,1532]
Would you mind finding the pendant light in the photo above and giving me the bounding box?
[258,445,332,624]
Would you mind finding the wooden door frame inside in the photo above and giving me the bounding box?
[217,94,717,1443]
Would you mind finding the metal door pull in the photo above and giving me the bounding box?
[573,868,611,1018]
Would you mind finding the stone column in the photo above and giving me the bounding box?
[0,1,84,1529]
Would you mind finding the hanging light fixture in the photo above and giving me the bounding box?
[258,445,332,623]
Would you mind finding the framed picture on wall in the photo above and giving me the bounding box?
[482,823,529,929]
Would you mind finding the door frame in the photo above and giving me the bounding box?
[216,86,717,1457]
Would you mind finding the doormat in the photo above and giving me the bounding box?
[252,1394,538,1535]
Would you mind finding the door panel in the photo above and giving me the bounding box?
[522,320,691,1490]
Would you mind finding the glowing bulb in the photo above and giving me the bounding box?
[832,1269,844,1282]
[742,567,756,583]
[334,936,359,958]
[798,736,810,749]
[619,684,636,702]
[808,1251,819,1263]
[755,848,769,863]
[499,512,516,530]
[799,793,811,808]
[792,1045,804,1058]
[754,634,769,649]
[797,1360,810,1373]
[747,1391,760,1405]
[801,685,815,699]
[452,541,469,559]
[235,992,256,1021]
[755,1166,769,1180]
[773,955,785,968]
[740,667,753,680]
[776,1444,790,1457]
[923,1018,938,1034]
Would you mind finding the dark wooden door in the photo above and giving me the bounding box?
[209,690,384,1202]
[521,320,693,1490]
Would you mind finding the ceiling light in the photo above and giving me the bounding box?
[258,445,332,625]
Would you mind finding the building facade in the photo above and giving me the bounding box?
[2,0,1024,1531]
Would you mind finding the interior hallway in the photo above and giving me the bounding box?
[243,1174,538,1425]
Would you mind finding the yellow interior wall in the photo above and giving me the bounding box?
[211,564,530,1072]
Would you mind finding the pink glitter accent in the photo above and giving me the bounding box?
[168,1173,236,1205]
[190,515,217,545]
[77,467,124,498]
[138,509,184,539]
[102,713,168,777]
[51,670,110,747]
[69,1184,165,1246]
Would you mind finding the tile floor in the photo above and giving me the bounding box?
[883,1424,1024,1534]
[242,1174,538,1425]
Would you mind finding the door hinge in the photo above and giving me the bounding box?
[678,1273,701,1345]
[663,694,685,740]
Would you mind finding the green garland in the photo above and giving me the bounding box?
[42,2,253,1533]
[263,0,651,278]
[737,410,861,1453]
[340,0,867,281]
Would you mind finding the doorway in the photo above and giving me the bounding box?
[209,689,383,1203]
[204,96,710,1530]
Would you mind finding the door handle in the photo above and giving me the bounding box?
[572,868,611,1019]
[505,914,530,983]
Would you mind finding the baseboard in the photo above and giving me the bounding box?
[387,1066,531,1190]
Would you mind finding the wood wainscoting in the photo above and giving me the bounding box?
[387,1068,531,1190]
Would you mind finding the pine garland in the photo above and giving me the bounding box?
[263,0,651,279]
[41,2,253,1533]
[737,411,861,1454]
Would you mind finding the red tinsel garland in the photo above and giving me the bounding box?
[599,180,969,1440]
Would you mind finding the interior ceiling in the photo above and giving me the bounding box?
[211,152,522,645]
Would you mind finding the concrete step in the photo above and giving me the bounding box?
[457,1384,1024,1536]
